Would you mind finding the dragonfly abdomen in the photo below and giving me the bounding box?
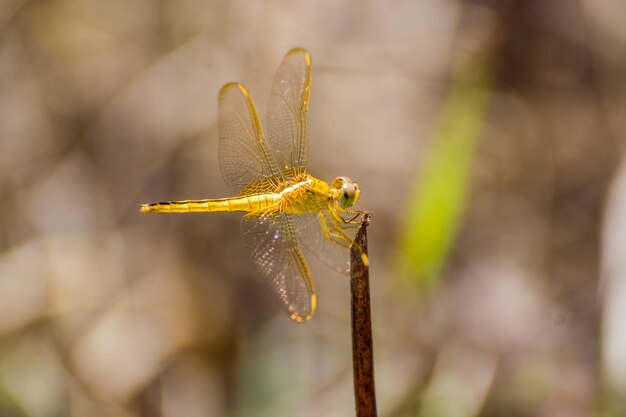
[140,194,280,214]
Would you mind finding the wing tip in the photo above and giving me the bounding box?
[286,47,311,65]
[290,312,314,323]
[220,82,247,98]
[288,293,317,323]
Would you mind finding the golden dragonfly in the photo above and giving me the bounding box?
[140,48,367,323]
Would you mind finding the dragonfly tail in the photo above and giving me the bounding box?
[140,198,240,213]
[139,195,278,214]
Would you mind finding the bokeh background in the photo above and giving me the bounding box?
[1,0,626,416]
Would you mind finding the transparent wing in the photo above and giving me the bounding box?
[267,48,311,176]
[241,212,317,322]
[291,211,356,275]
[218,83,282,195]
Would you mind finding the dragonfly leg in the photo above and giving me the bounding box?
[342,208,364,223]
[319,212,369,267]
[344,210,362,224]
[329,206,362,229]
[318,214,352,248]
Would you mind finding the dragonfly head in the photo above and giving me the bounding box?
[331,177,361,209]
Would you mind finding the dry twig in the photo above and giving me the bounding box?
[350,212,377,417]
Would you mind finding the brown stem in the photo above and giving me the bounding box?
[350,212,377,417]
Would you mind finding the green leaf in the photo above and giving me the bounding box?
[398,55,493,291]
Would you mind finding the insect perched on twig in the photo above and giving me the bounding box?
[141,48,367,323]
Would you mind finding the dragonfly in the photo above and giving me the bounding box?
[140,48,367,323]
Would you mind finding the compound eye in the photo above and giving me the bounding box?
[340,182,356,208]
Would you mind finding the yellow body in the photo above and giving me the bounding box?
[140,48,366,323]
[140,174,330,215]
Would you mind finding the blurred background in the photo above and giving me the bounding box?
[1,0,625,416]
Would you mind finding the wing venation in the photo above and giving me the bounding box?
[267,48,311,177]
[218,83,282,194]
[241,212,316,322]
